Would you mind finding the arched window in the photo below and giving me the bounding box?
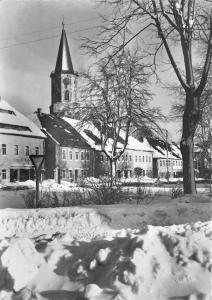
[65,90,69,101]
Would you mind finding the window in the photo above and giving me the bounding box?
[125,154,128,161]
[163,160,165,167]
[86,151,90,161]
[25,146,29,156]
[62,149,66,160]
[2,169,6,180]
[75,152,79,160]
[100,155,104,162]
[81,170,84,177]
[69,150,73,160]
[146,155,148,162]
[14,145,18,156]
[122,155,124,161]
[62,169,66,179]
[81,151,84,161]
[135,155,137,162]
[65,90,69,101]
[69,170,73,179]
[173,161,175,166]
[139,156,141,162]
[2,144,6,155]
[160,160,162,167]
[35,147,39,155]
[129,155,132,162]
[149,156,151,162]
[143,156,144,162]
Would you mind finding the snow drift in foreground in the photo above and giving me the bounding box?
[0,221,211,300]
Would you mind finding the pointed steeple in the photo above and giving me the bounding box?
[55,26,74,74]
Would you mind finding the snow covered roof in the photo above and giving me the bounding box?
[147,138,182,159]
[0,100,45,139]
[36,113,91,149]
[63,117,153,152]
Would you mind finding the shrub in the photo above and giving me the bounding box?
[22,190,36,208]
[22,177,128,208]
[135,184,154,205]
[171,182,183,198]
[86,177,125,205]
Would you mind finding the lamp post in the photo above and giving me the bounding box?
[29,155,45,208]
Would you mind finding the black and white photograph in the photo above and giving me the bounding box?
[0,0,211,299]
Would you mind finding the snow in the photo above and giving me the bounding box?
[0,196,211,238]
[1,238,45,291]
[0,100,45,138]
[0,219,211,300]
[0,179,211,300]
[63,117,153,152]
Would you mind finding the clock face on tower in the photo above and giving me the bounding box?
[63,77,71,87]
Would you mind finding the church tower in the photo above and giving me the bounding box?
[50,24,78,115]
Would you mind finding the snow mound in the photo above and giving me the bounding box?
[0,221,211,300]
[1,238,45,291]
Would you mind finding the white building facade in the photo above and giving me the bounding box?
[0,100,45,183]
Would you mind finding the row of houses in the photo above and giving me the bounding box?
[0,98,183,183]
[0,26,183,183]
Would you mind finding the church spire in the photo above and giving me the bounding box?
[54,24,74,74]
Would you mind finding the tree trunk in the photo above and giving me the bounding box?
[180,137,196,194]
[110,159,117,186]
[180,92,200,195]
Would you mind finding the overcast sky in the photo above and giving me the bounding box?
[0,0,182,142]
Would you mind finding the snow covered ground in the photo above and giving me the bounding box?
[0,180,211,300]
[0,217,211,300]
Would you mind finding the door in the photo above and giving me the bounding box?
[10,169,18,182]
[75,169,79,181]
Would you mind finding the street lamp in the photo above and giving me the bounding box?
[29,154,45,208]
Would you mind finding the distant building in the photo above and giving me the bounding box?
[147,138,183,178]
[0,99,45,183]
[63,118,154,178]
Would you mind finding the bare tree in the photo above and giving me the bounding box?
[81,0,212,194]
[74,50,162,182]
[171,70,212,177]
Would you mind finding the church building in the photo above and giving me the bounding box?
[32,26,94,182]
[50,25,78,115]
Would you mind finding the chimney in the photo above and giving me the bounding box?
[37,108,42,116]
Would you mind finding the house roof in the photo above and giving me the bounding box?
[147,138,182,159]
[0,100,45,139]
[63,117,154,153]
[36,113,91,148]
